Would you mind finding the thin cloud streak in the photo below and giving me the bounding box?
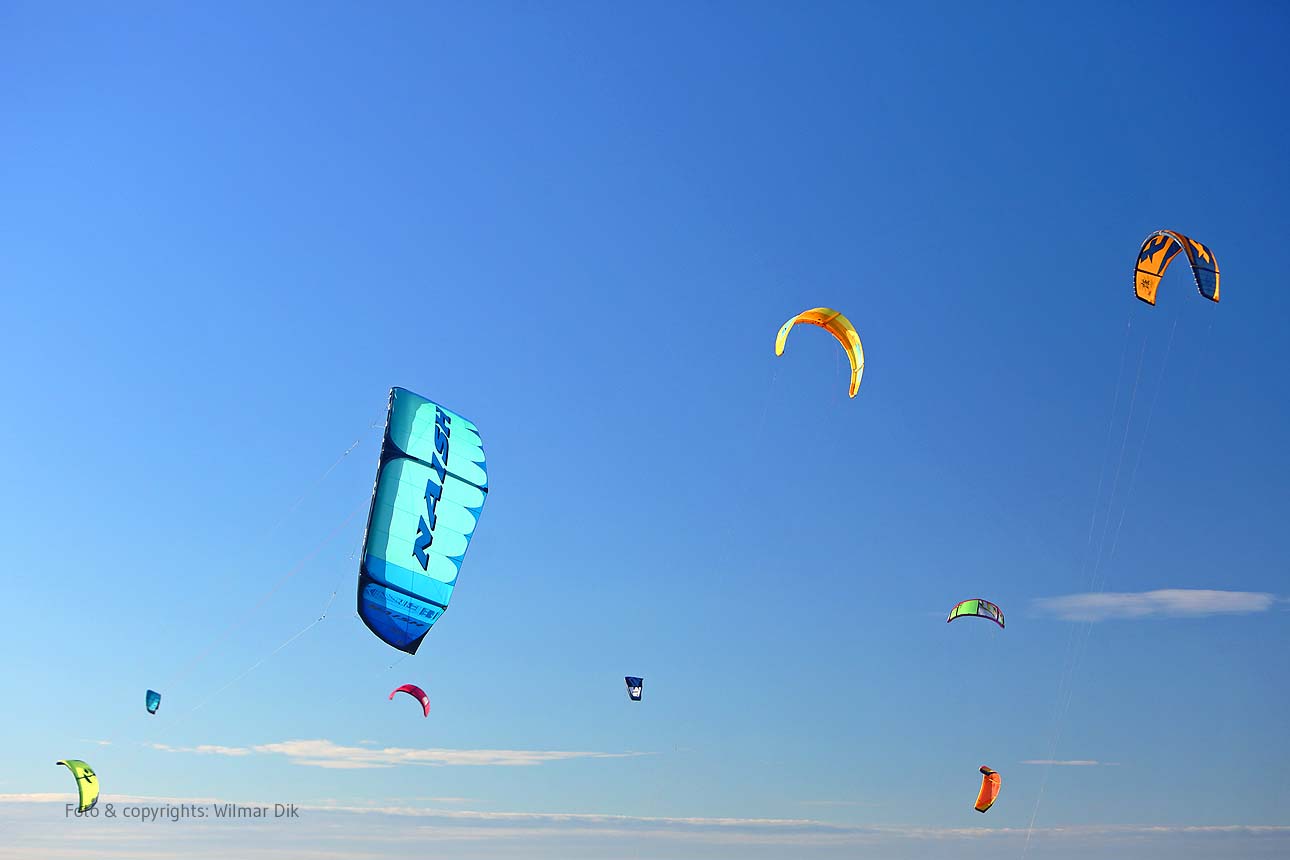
[1034,589,1276,622]
[2,793,1288,849]
[148,739,645,769]
[797,799,878,807]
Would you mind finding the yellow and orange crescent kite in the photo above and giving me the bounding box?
[773,308,865,398]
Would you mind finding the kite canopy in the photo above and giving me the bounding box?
[947,599,1005,629]
[774,308,865,397]
[389,684,431,717]
[357,388,488,654]
[145,690,161,715]
[625,676,643,702]
[975,766,1000,813]
[1134,230,1220,305]
[56,759,99,813]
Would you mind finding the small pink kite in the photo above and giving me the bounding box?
[389,684,430,717]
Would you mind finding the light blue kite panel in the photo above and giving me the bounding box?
[357,388,489,654]
[388,391,488,489]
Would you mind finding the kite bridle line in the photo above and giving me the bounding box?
[141,499,368,744]
[160,419,382,692]
[94,419,380,754]
[259,435,364,541]
[1022,299,1186,859]
[83,420,380,761]
[1020,309,1134,856]
[1020,308,1138,857]
[1099,313,1180,585]
[162,498,370,692]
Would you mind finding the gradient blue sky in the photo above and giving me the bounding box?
[3,2,1289,858]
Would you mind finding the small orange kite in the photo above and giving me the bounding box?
[975,766,1000,813]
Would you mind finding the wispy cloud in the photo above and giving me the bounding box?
[148,739,644,769]
[796,799,878,807]
[149,744,251,757]
[1034,589,1276,622]
[3,792,1289,856]
[1020,760,1119,767]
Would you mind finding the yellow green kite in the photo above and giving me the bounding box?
[56,759,99,813]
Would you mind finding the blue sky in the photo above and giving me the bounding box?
[2,2,1289,857]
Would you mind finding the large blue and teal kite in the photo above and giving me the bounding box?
[357,388,488,654]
